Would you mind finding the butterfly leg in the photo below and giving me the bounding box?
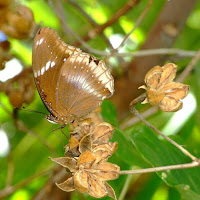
[53,124,69,139]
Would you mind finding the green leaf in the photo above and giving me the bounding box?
[111,129,148,168]
[101,100,119,127]
[130,126,200,199]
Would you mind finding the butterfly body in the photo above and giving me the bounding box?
[32,27,114,124]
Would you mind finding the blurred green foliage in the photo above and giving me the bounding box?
[1,0,200,200]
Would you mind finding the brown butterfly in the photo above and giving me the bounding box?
[32,27,114,125]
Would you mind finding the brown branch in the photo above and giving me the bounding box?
[74,0,140,46]
[104,0,153,70]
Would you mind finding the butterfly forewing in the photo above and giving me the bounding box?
[32,27,114,124]
[32,27,81,118]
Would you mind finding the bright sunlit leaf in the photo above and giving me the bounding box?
[119,17,145,46]
[10,39,32,65]
[10,190,30,200]
[25,0,59,29]
[152,186,168,200]
[187,9,200,30]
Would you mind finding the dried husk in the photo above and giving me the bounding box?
[140,63,189,112]
[0,5,36,39]
[51,121,119,199]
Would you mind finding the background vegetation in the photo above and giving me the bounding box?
[0,0,200,199]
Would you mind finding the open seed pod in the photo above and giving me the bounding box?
[139,63,189,112]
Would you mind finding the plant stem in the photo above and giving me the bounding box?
[116,0,153,50]
[177,49,200,82]
[129,93,146,107]
[119,159,200,175]
[130,107,198,161]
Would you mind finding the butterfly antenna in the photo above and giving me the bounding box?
[15,107,48,115]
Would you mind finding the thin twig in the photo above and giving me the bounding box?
[64,0,128,69]
[49,0,98,53]
[120,106,158,130]
[66,0,113,48]
[118,170,141,200]
[15,119,56,156]
[111,48,196,58]
[119,159,200,175]
[130,107,197,161]
[74,0,140,45]
[116,0,153,51]
[6,153,14,186]
[0,166,54,199]
[121,49,200,130]
[31,0,200,60]
[33,168,67,200]
[46,1,197,60]
[105,0,153,69]
[177,49,200,82]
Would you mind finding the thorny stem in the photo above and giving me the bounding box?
[130,107,198,161]
[119,159,200,175]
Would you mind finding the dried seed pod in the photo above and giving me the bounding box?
[9,90,24,108]
[65,121,115,157]
[0,5,36,39]
[50,121,119,199]
[0,40,11,70]
[1,68,35,108]
[0,0,11,8]
[50,143,119,199]
[139,63,189,112]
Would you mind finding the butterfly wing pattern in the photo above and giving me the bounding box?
[32,27,114,124]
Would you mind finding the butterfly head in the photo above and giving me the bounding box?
[45,114,75,124]
[45,114,59,124]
